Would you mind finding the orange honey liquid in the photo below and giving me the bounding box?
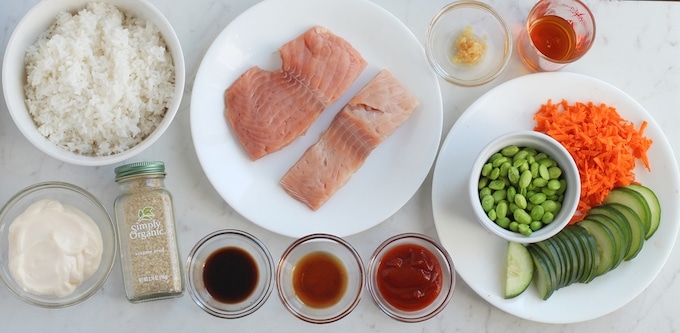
[529,15,577,61]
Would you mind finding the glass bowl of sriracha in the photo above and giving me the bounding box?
[367,233,455,322]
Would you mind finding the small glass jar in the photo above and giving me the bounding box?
[113,161,184,302]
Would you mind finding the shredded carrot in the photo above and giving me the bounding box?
[533,100,653,224]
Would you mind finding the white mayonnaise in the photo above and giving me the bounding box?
[8,199,104,297]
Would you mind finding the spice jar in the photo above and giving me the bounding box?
[113,161,184,302]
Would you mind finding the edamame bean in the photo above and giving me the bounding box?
[539,164,550,180]
[481,163,493,177]
[530,221,543,231]
[513,209,532,225]
[518,224,532,236]
[519,170,532,189]
[492,190,506,202]
[506,186,517,203]
[530,162,539,178]
[478,177,489,189]
[496,201,508,219]
[547,179,561,191]
[487,209,497,221]
[509,221,519,232]
[532,177,548,188]
[530,205,545,221]
[489,167,500,180]
[492,156,509,168]
[508,167,520,184]
[540,200,559,212]
[488,179,506,191]
[499,162,511,177]
[538,158,555,167]
[496,217,511,228]
[529,193,547,205]
[479,187,491,198]
[514,193,527,209]
[501,145,520,157]
[548,166,562,179]
[481,195,494,212]
[489,152,503,163]
[512,150,529,162]
[542,212,555,224]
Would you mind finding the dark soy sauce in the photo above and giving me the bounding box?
[203,247,258,303]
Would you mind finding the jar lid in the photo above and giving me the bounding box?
[114,161,166,181]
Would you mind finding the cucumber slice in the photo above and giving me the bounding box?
[527,245,556,300]
[587,206,631,260]
[534,239,564,288]
[585,214,625,270]
[504,242,534,299]
[561,226,590,283]
[557,227,585,284]
[603,188,652,239]
[578,219,617,276]
[604,203,645,260]
[571,225,600,283]
[625,184,661,239]
[551,231,577,286]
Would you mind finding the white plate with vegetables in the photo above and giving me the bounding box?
[431,72,680,324]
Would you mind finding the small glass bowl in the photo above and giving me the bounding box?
[0,181,117,308]
[186,229,275,319]
[277,234,364,324]
[426,1,512,86]
[367,233,455,322]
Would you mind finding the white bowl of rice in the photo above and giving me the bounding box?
[2,0,184,166]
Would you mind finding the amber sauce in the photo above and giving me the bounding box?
[292,251,347,308]
[203,247,258,304]
[529,15,577,61]
[377,244,442,311]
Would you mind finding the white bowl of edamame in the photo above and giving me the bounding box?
[469,130,580,243]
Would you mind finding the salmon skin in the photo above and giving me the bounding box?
[224,26,367,160]
[280,70,419,210]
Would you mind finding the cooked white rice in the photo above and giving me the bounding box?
[24,2,175,156]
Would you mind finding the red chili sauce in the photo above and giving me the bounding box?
[376,244,442,311]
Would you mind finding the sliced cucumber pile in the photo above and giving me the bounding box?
[505,184,661,300]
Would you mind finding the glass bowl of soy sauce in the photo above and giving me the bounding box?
[276,234,364,324]
[186,229,275,319]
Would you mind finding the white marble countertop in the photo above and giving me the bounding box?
[1,0,679,331]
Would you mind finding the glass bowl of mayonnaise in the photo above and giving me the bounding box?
[0,181,117,308]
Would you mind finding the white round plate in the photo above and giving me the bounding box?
[190,0,442,237]
[431,72,680,323]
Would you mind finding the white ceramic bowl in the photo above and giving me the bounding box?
[2,0,184,166]
[426,1,511,86]
[0,181,117,308]
[469,130,581,243]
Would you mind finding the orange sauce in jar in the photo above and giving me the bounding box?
[293,251,347,308]
[529,15,577,61]
[376,244,442,311]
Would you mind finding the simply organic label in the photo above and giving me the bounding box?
[129,206,167,240]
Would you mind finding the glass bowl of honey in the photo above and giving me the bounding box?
[426,1,512,86]
[276,234,364,324]
[367,233,455,322]
[186,229,275,319]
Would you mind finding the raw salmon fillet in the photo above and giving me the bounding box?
[280,70,419,210]
[224,26,367,160]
